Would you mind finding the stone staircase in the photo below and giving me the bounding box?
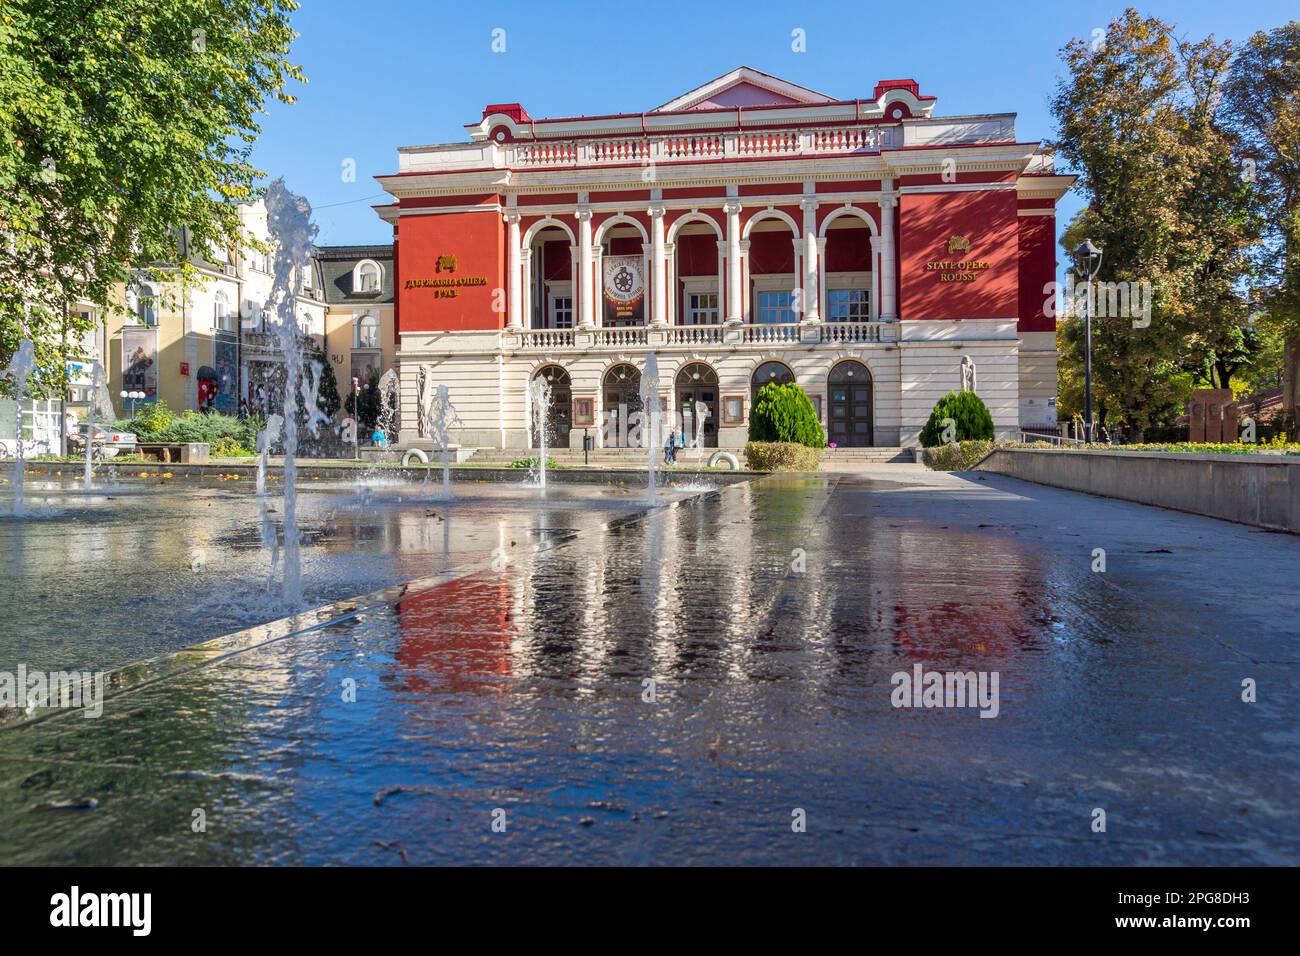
[821,446,915,464]
[465,447,674,467]
[464,446,915,467]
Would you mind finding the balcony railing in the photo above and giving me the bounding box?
[511,321,893,349]
[594,327,648,347]
[741,322,801,345]
[517,327,575,349]
[665,324,724,346]
[820,321,889,344]
[506,124,900,170]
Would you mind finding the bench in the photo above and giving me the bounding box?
[137,442,210,464]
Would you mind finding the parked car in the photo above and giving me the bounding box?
[68,424,139,458]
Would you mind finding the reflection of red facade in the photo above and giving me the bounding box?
[395,573,513,694]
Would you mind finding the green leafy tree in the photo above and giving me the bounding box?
[748,382,825,447]
[0,0,304,392]
[919,391,995,447]
[1223,22,1300,435]
[1051,10,1260,440]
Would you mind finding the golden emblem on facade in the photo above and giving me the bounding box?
[436,254,458,273]
[947,235,971,254]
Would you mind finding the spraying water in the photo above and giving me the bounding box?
[693,399,710,470]
[256,412,283,497]
[426,383,460,499]
[639,352,661,504]
[83,360,115,490]
[375,368,400,446]
[528,376,551,494]
[264,180,320,606]
[3,339,36,517]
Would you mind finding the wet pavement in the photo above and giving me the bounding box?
[0,465,1297,865]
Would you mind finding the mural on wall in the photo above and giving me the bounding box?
[120,327,158,400]
[602,255,645,327]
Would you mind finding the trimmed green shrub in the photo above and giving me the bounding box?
[130,399,175,436]
[114,408,258,454]
[748,382,825,447]
[919,391,994,447]
[920,440,996,471]
[744,441,824,471]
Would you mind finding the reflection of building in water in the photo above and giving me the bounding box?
[395,575,513,695]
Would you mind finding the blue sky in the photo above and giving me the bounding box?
[252,0,1297,247]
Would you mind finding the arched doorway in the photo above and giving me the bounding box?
[602,363,642,448]
[531,365,571,449]
[828,360,873,447]
[675,362,719,447]
[750,360,795,405]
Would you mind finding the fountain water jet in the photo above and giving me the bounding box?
[425,383,460,499]
[639,352,661,504]
[375,368,400,446]
[264,180,320,607]
[527,376,551,494]
[256,414,283,497]
[3,339,36,516]
[83,361,115,490]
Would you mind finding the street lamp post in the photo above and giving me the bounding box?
[1073,239,1103,443]
[119,389,145,417]
[351,376,360,461]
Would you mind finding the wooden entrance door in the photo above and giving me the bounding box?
[828,361,873,447]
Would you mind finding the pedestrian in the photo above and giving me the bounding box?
[663,428,677,465]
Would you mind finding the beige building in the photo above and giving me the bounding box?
[315,245,396,407]
[105,200,326,419]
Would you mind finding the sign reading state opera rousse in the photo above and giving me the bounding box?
[404,254,488,298]
[926,235,991,282]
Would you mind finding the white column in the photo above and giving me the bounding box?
[649,205,666,327]
[568,244,579,330]
[724,201,742,324]
[506,213,522,329]
[665,242,676,325]
[878,192,898,320]
[593,247,604,327]
[800,198,820,323]
[816,236,828,322]
[870,235,882,321]
[715,240,726,324]
[576,209,594,328]
[520,248,533,330]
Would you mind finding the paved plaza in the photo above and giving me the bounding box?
[2,467,1295,865]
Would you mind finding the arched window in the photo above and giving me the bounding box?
[135,284,158,326]
[356,313,379,349]
[213,291,233,332]
[354,259,382,294]
[751,361,794,391]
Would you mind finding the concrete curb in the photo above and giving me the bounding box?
[975,447,1300,534]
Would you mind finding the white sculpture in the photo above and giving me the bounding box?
[960,355,977,394]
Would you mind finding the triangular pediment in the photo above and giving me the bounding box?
[652,67,835,113]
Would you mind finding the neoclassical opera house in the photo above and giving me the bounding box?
[374,67,1072,450]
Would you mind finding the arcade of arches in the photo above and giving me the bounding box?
[529,358,877,450]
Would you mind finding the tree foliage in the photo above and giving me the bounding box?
[1222,21,1300,431]
[0,0,304,392]
[919,391,995,447]
[1050,9,1263,440]
[748,382,825,447]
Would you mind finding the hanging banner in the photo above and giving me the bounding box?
[602,255,645,326]
[213,336,239,414]
[121,327,158,400]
